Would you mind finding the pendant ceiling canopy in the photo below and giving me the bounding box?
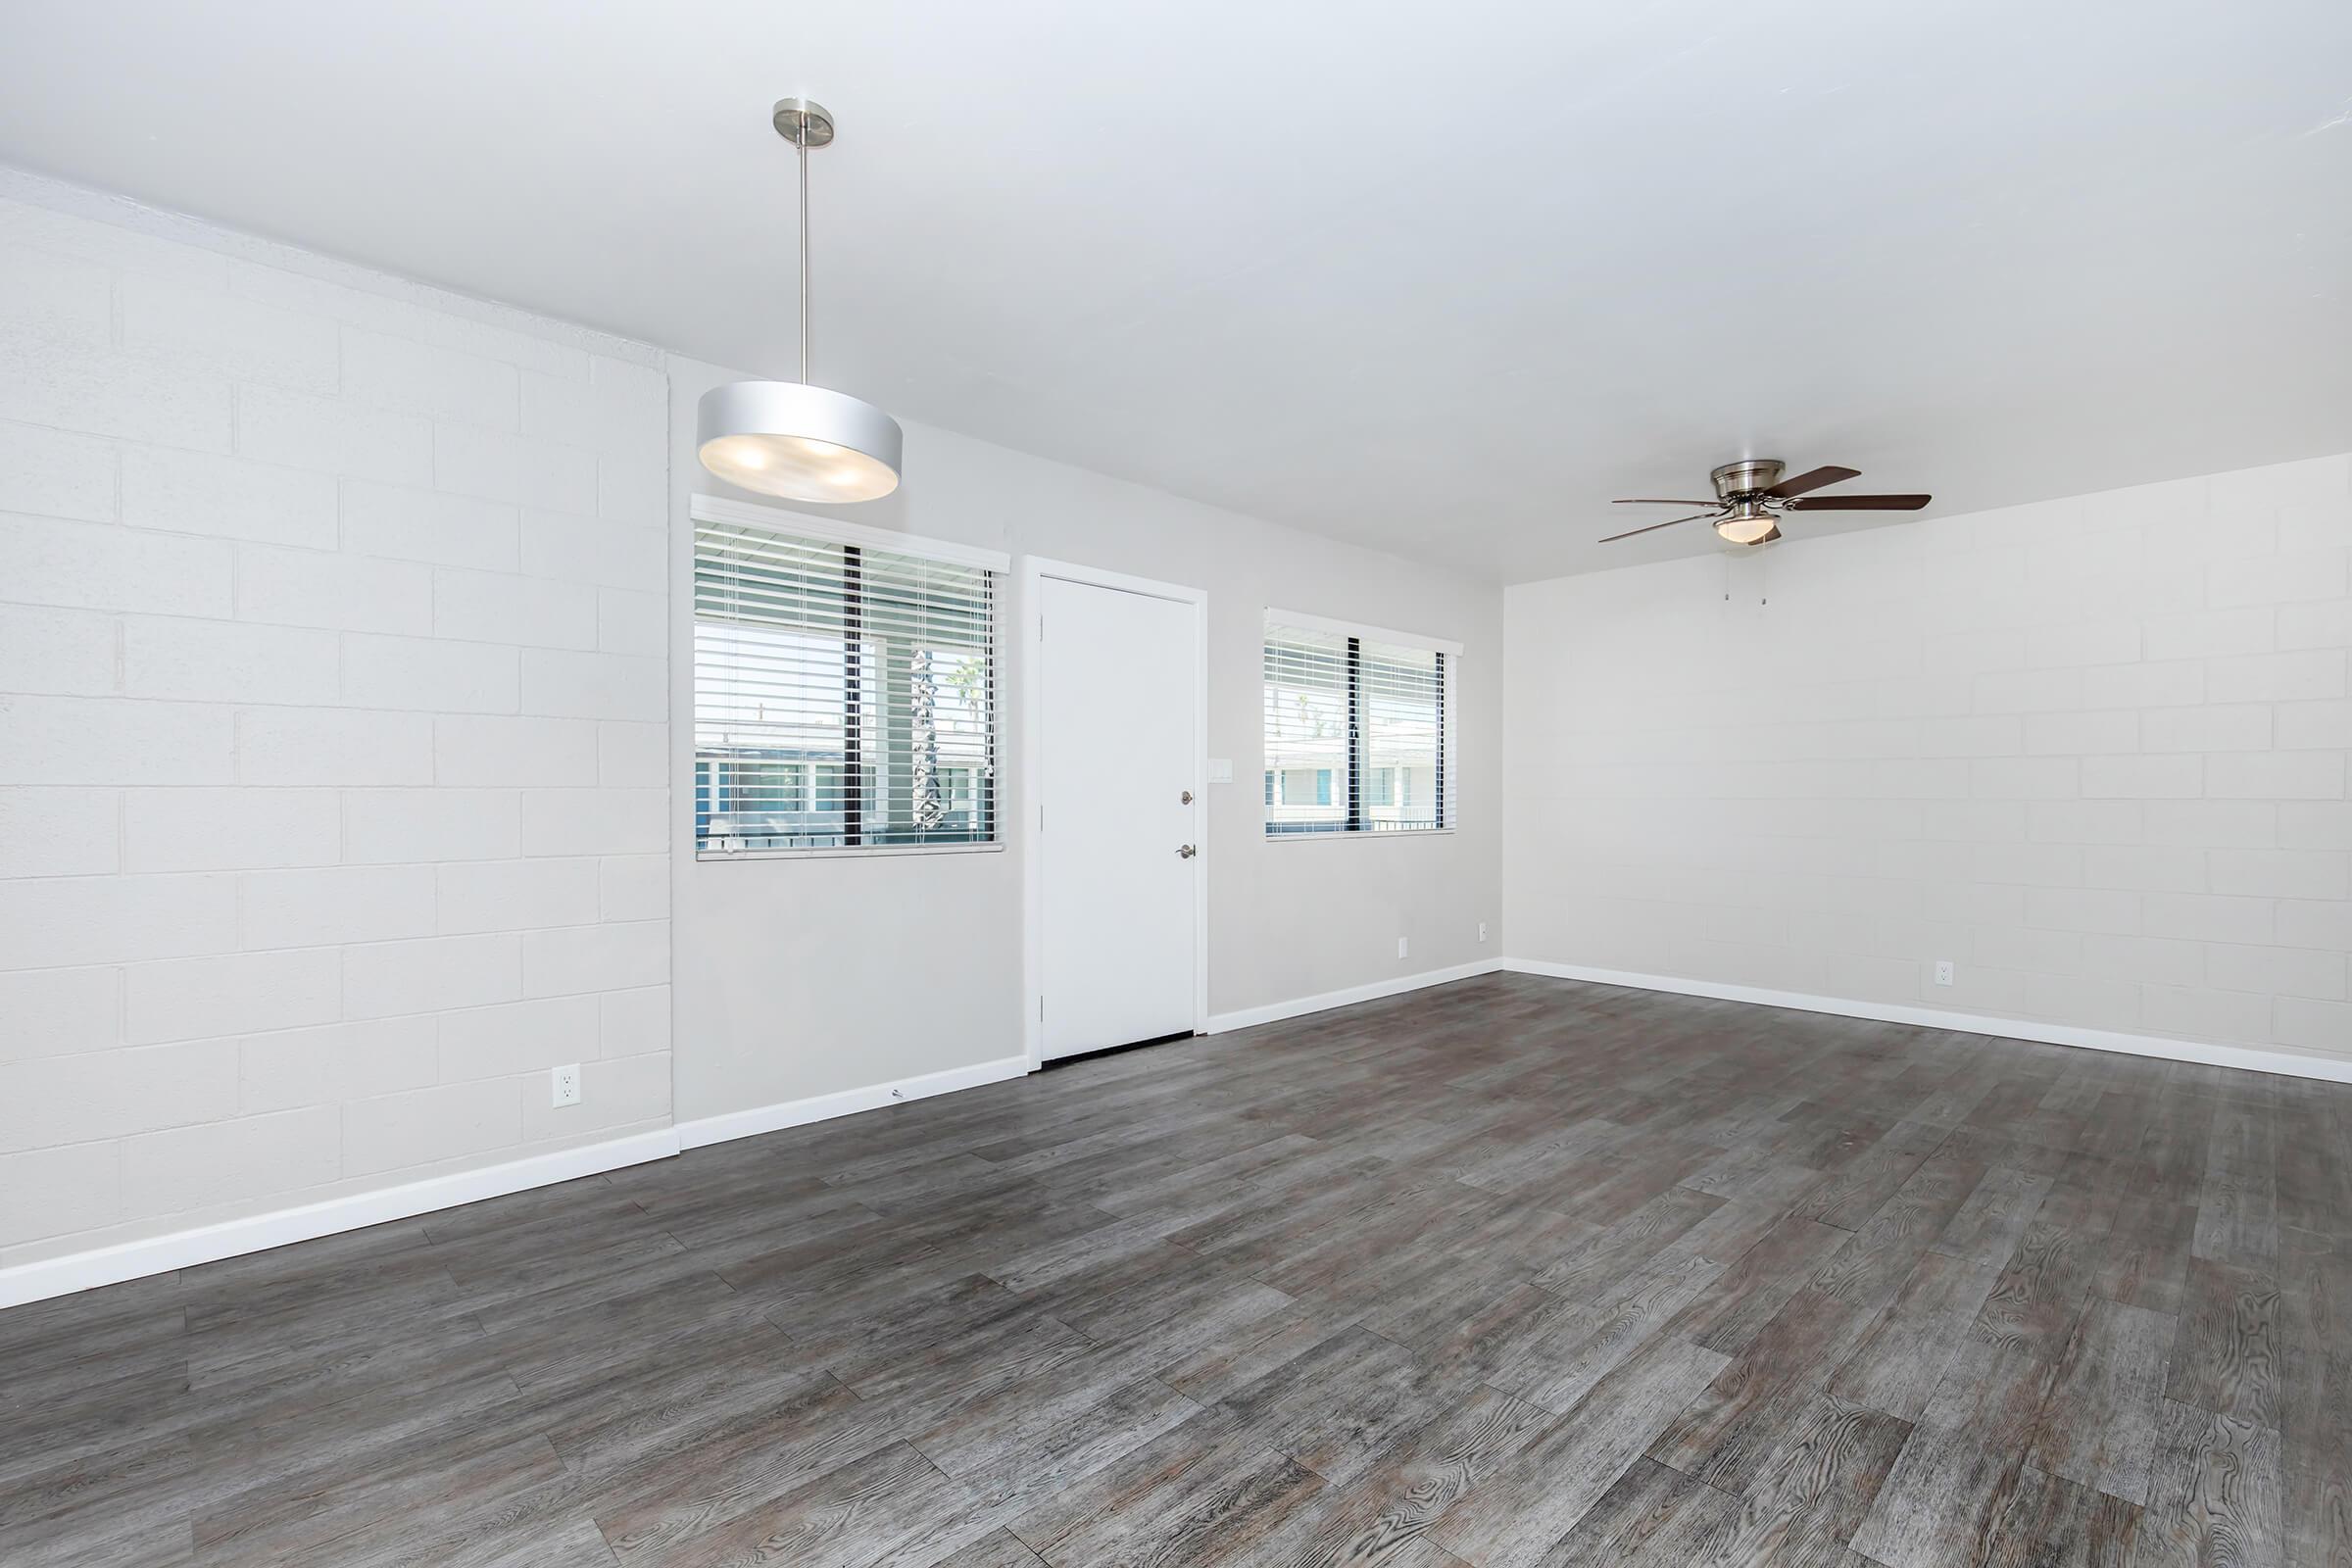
[697,97,903,504]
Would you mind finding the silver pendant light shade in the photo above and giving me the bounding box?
[698,98,903,504]
[697,380,903,503]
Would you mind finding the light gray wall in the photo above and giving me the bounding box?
[0,189,674,1270]
[669,356,1505,1122]
[1503,454,2351,1065]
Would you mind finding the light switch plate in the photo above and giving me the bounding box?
[1207,758,1234,784]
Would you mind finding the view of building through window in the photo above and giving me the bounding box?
[1262,618,1449,835]
[693,520,999,854]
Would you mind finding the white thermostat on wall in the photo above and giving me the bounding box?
[1206,759,1234,784]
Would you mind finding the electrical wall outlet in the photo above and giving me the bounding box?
[551,1063,581,1107]
[1934,960,1955,987]
[1478,921,1488,944]
[1397,936,1410,960]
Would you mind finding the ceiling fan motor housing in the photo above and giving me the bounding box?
[1710,459,1785,500]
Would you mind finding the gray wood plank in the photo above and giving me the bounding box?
[1850,1421,2029,1568]
[2166,1256,2282,1428]
[2133,1400,2284,1568]
[1828,1248,2000,1422]
[1007,1410,1325,1567]
[1681,1394,1912,1566]
[2095,1195,2202,1317]
[2277,1224,2352,1568]
[1523,1457,1724,1568]
[1672,1211,1857,1356]
[1922,1334,2063,1451]
[2027,1296,2177,1505]
[1424,1334,1729,1567]
[1646,1287,1877,1491]
[1217,1324,1471,1489]
[1242,1385,1554,1568]
[1936,1166,2062,1268]
[649,1441,977,1568]
[2194,1100,2281,1271]
[1981,1464,2143,1568]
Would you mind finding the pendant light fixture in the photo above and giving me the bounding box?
[697,98,904,504]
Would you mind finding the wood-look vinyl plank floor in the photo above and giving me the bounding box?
[4,972,2350,1566]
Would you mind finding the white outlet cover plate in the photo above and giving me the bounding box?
[1207,758,1233,784]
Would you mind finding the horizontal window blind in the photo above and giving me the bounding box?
[695,518,998,854]
[1263,624,1349,833]
[1359,636,1446,830]
[1264,617,1448,836]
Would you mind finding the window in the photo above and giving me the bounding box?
[1263,612,1454,836]
[694,508,1001,855]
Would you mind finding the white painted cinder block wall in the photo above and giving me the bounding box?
[1502,455,2351,1067]
[0,183,675,1271]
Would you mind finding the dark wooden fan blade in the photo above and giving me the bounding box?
[1612,498,1719,506]
[1765,465,1861,499]
[1782,493,1931,512]
[1598,512,1712,543]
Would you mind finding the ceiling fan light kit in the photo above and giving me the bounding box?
[697,97,905,504]
[1715,500,1779,546]
[1599,459,1930,547]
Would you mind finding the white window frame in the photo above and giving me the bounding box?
[690,494,1011,861]
[1262,608,1461,843]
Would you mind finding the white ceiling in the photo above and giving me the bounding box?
[3,1,2347,581]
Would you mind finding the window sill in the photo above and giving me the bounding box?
[1262,828,1456,843]
[697,841,1007,863]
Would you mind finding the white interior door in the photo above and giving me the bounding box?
[1039,573,1200,1059]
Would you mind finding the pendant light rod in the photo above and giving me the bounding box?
[770,98,834,383]
[797,122,809,383]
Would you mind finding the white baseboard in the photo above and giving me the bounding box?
[0,1127,681,1312]
[674,1054,1033,1152]
[1204,958,1505,1034]
[1502,957,2352,1086]
[1,1054,1046,1312]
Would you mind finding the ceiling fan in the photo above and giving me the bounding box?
[1601,460,1931,546]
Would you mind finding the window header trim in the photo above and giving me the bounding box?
[1264,607,1462,659]
[692,493,1011,574]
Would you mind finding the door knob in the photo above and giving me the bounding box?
[1180,790,1194,804]
[1176,844,1198,858]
